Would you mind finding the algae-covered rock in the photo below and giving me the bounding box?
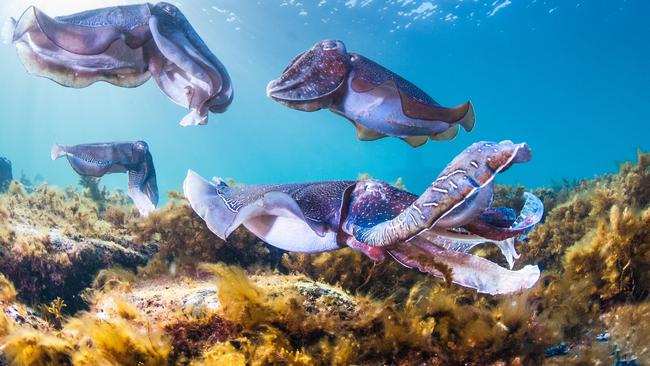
[0,224,157,312]
[0,158,10,193]
[0,151,648,365]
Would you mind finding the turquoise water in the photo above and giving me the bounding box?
[0,0,648,198]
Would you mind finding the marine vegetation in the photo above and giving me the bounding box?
[0,150,647,365]
[7,2,233,126]
[267,39,475,147]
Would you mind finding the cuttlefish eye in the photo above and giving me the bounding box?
[321,40,341,51]
[134,141,148,153]
[158,2,177,15]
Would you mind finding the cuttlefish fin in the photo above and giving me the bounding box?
[355,123,386,141]
[429,124,459,141]
[388,237,540,295]
[401,136,429,147]
[458,102,475,132]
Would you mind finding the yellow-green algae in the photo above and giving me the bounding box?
[0,151,647,365]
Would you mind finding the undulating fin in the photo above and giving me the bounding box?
[183,170,234,240]
[355,123,386,141]
[50,144,66,160]
[401,135,428,147]
[388,237,540,295]
[459,101,475,132]
[183,170,326,240]
[429,125,459,141]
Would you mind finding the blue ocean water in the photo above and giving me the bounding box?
[0,0,648,198]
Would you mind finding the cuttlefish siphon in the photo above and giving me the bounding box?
[52,141,158,216]
[184,140,543,295]
[267,39,475,147]
[7,2,233,126]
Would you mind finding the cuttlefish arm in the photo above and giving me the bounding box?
[9,2,232,126]
[463,192,544,241]
[183,170,352,253]
[51,141,158,216]
[418,193,543,270]
[340,141,540,294]
[347,140,532,247]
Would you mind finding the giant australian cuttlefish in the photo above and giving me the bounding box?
[184,140,543,295]
[52,141,158,217]
[6,2,233,126]
[267,39,475,147]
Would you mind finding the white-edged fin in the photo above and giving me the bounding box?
[183,170,233,240]
[459,101,475,132]
[224,191,324,238]
[2,17,16,45]
[389,238,540,295]
[50,144,66,160]
[355,123,386,141]
[401,135,429,147]
[430,124,459,141]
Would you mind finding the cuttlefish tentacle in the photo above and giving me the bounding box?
[9,2,232,126]
[267,39,474,147]
[184,141,543,295]
[51,141,158,216]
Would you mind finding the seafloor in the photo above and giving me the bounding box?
[0,152,648,366]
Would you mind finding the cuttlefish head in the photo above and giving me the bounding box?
[149,2,184,30]
[131,140,149,163]
[267,39,351,111]
[149,2,233,126]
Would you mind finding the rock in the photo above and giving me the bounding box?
[0,224,157,312]
[0,157,11,192]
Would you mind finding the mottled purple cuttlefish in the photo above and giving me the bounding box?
[52,141,158,217]
[184,140,543,295]
[7,2,233,126]
[267,39,475,147]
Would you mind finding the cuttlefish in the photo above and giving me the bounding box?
[267,40,475,147]
[52,141,158,216]
[184,140,543,295]
[7,2,233,126]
